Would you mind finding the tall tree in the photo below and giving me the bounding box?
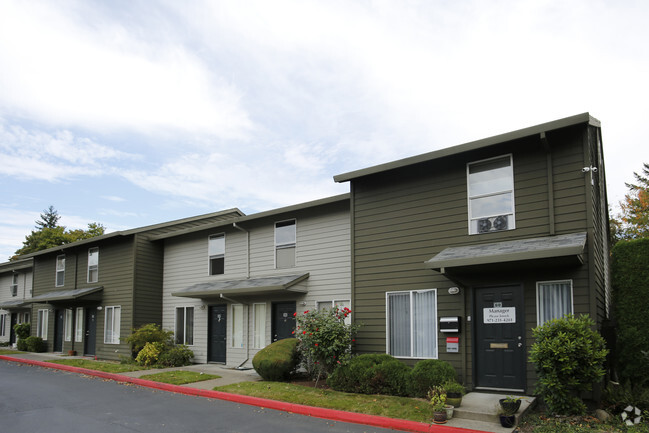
[12,208,106,259]
[617,162,649,240]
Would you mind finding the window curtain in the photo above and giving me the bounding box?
[538,281,572,324]
[388,292,411,357]
[413,291,437,358]
[253,304,266,349]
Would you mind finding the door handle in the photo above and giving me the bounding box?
[517,342,523,348]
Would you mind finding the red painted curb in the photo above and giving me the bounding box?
[0,355,487,433]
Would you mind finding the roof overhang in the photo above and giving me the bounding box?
[172,274,310,299]
[27,286,104,304]
[0,299,30,310]
[334,113,600,182]
[425,232,587,275]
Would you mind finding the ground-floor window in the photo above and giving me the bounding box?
[75,308,84,342]
[536,280,573,325]
[64,309,73,341]
[253,303,266,349]
[386,289,437,359]
[37,309,49,340]
[175,306,194,345]
[104,306,121,344]
[316,299,352,324]
[232,304,244,348]
[0,314,6,337]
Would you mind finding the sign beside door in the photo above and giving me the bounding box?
[483,307,516,324]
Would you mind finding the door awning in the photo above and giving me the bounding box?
[0,299,29,309]
[172,274,309,299]
[27,286,104,304]
[425,232,587,274]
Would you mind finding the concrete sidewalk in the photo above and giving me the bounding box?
[0,351,529,433]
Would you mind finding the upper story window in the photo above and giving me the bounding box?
[88,247,99,283]
[275,219,296,269]
[467,155,515,235]
[10,274,18,297]
[208,234,225,275]
[55,255,65,287]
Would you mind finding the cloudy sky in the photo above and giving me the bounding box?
[1,0,648,260]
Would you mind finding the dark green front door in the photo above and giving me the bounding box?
[54,309,64,352]
[272,302,296,342]
[474,285,526,391]
[84,309,96,356]
[208,305,227,363]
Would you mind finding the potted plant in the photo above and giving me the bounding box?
[499,395,522,414]
[497,405,516,428]
[443,380,465,408]
[67,350,77,356]
[428,386,447,424]
[445,404,454,419]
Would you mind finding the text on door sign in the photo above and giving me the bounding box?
[483,307,516,324]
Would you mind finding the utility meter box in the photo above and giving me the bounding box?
[439,316,461,333]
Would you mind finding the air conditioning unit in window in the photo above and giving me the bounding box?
[477,215,509,233]
[10,284,18,297]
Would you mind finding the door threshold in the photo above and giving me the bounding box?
[475,386,525,393]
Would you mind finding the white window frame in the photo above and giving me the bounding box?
[104,306,121,344]
[87,247,99,283]
[386,289,438,359]
[55,255,65,287]
[231,304,244,348]
[64,308,73,342]
[175,306,194,346]
[316,299,352,325]
[467,154,515,235]
[274,219,296,269]
[10,274,18,297]
[536,280,574,326]
[75,308,84,342]
[208,233,225,275]
[0,314,6,337]
[253,303,266,349]
[37,309,49,340]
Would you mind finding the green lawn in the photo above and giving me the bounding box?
[48,359,148,373]
[215,381,433,423]
[0,348,23,355]
[139,371,221,385]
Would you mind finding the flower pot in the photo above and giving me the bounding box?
[445,405,454,419]
[499,398,521,414]
[499,414,516,428]
[433,411,447,424]
[67,350,77,356]
[446,393,462,408]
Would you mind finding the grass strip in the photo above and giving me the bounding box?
[215,381,432,423]
[48,359,147,373]
[0,349,24,355]
[139,370,221,385]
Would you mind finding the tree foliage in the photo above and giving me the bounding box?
[12,206,106,259]
[615,162,649,241]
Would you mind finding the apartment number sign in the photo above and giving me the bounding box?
[483,306,516,324]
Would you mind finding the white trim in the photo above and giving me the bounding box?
[467,154,515,235]
[536,279,574,326]
[103,306,121,344]
[37,309,49,340]
[0,314,6,337]
[385,289,438,359]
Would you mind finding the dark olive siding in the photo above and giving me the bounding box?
[349,123,606,392]
[132,234,164,329]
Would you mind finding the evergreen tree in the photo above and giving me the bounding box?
[617,163,649,240]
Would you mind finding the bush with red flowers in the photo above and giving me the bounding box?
[295,306,360,383]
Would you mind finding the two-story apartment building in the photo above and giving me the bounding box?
[152,194,350,367]
[21,209,243,360]
[334,113,610,393]
[0,258,33,346]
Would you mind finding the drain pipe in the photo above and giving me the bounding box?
[232,223,250,278]
[219,294,251,369]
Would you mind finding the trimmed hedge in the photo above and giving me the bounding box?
[24,336,46,353]
[611,238,649,386]
[252,338,300,381]
[327,354,457,398]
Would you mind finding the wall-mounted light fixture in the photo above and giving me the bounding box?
[97,306,103,311]
[301,301,307,306]
[448,287,460,295]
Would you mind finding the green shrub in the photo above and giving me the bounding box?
[295,306,359,382]
[13,323,30,340]
[529,314,608,415]
[252,338,299,381]
[24,336,46,353]
[125,324,173,358]
[16,339,28,351]
[408,359,457,398]
[611,238,649,386]
[135,341,166,366]
[327,353,411,396]
[157,345,194,367]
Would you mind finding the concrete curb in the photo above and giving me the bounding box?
[0,355,487,433]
